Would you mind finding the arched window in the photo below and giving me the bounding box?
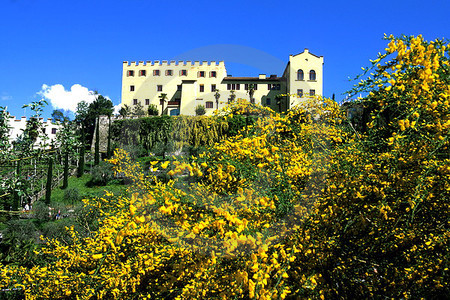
[309,70,316,81]
[297,69,304,81]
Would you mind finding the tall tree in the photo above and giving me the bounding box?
[214,89,220,110]
[247,84,255,104]
[51,109,65,123]
[159,93,168,115]
[89,94,114,165]
[75,101,89,177]
[229,90,236,103]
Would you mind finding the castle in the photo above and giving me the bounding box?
[121,49,323,116]
[7,116,61,146]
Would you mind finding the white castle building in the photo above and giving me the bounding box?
[121,49,324,116]
[7,116,61,147]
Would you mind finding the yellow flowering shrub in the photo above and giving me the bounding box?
[0,35,448,299]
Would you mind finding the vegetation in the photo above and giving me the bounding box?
[195,104,206,116]
[0,35,448,299]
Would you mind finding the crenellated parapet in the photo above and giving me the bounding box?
[123,60,225,67]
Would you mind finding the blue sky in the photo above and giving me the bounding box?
[1,0,449,119]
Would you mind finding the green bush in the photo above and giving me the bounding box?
[147,104,159,116]
[87,161,114,187]
[195,105,206,116]
[64,187,81,204]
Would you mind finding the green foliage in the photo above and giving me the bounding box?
[32,200,50,221]
[45,157,53,205]
[132,102,145,117]
[195,104,206,116]
[0,219,40,267]
[147,104,159,116]
[110,114,259,159]
[94,116,100,165]
[64,187,80,204]
[87,161,114,187]
[51,109,66,123]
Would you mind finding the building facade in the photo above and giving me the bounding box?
[7,116,60,146]
[121,49,323,116]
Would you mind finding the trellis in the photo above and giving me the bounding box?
[0,148,78,211]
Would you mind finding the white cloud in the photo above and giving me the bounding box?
[113,104,122,115]
[38,84,98,112]
[1,92,12,101]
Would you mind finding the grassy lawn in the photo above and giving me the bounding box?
[49,174,129,205]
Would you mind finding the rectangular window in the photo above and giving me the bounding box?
[297,89,303,97]
[51,128,57,134]
[133,99,138,105]
[266,98,271,105]
[180,70,187,76]
[310,89,315,96]
[127,70,134,77]
[227,84,231,90]
[206,101,213,108]
[166,70,173,76]
[268,84,271,90]
[236,84,240,90]
[130,85,135,91]
[198,71,205,78]
[200,84,204,92]
[254,84,257,90]
[145,99,150,105]
[139,70,146,76]
[211,84,216,92]
[157,85,163,91]
[153,70,160,76]
[245,84,249,90]
[210,71,217,78]
[177,85,182,91]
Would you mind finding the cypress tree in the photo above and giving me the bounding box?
[12,160,21,211]
[45,157,53,205]
[94,116,100,165]
[78,127,85,177]
[106,115,111,158]
[62,151,69,189]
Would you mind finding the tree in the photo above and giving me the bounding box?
[51,109,65,123]
[75,101,89,177]
[44,156,53,205]
[132,102,145,118]
[119,104,131,118]
[148,104,159,116]
[247,84,255,104]
[89,94,114,166]
[20,99,49,152]
[275,94,284,112]
[159,93,168,115]
[55,118,78,189]
[0,106,12,164]
[214,89,220,110]
[229,90,236,103]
